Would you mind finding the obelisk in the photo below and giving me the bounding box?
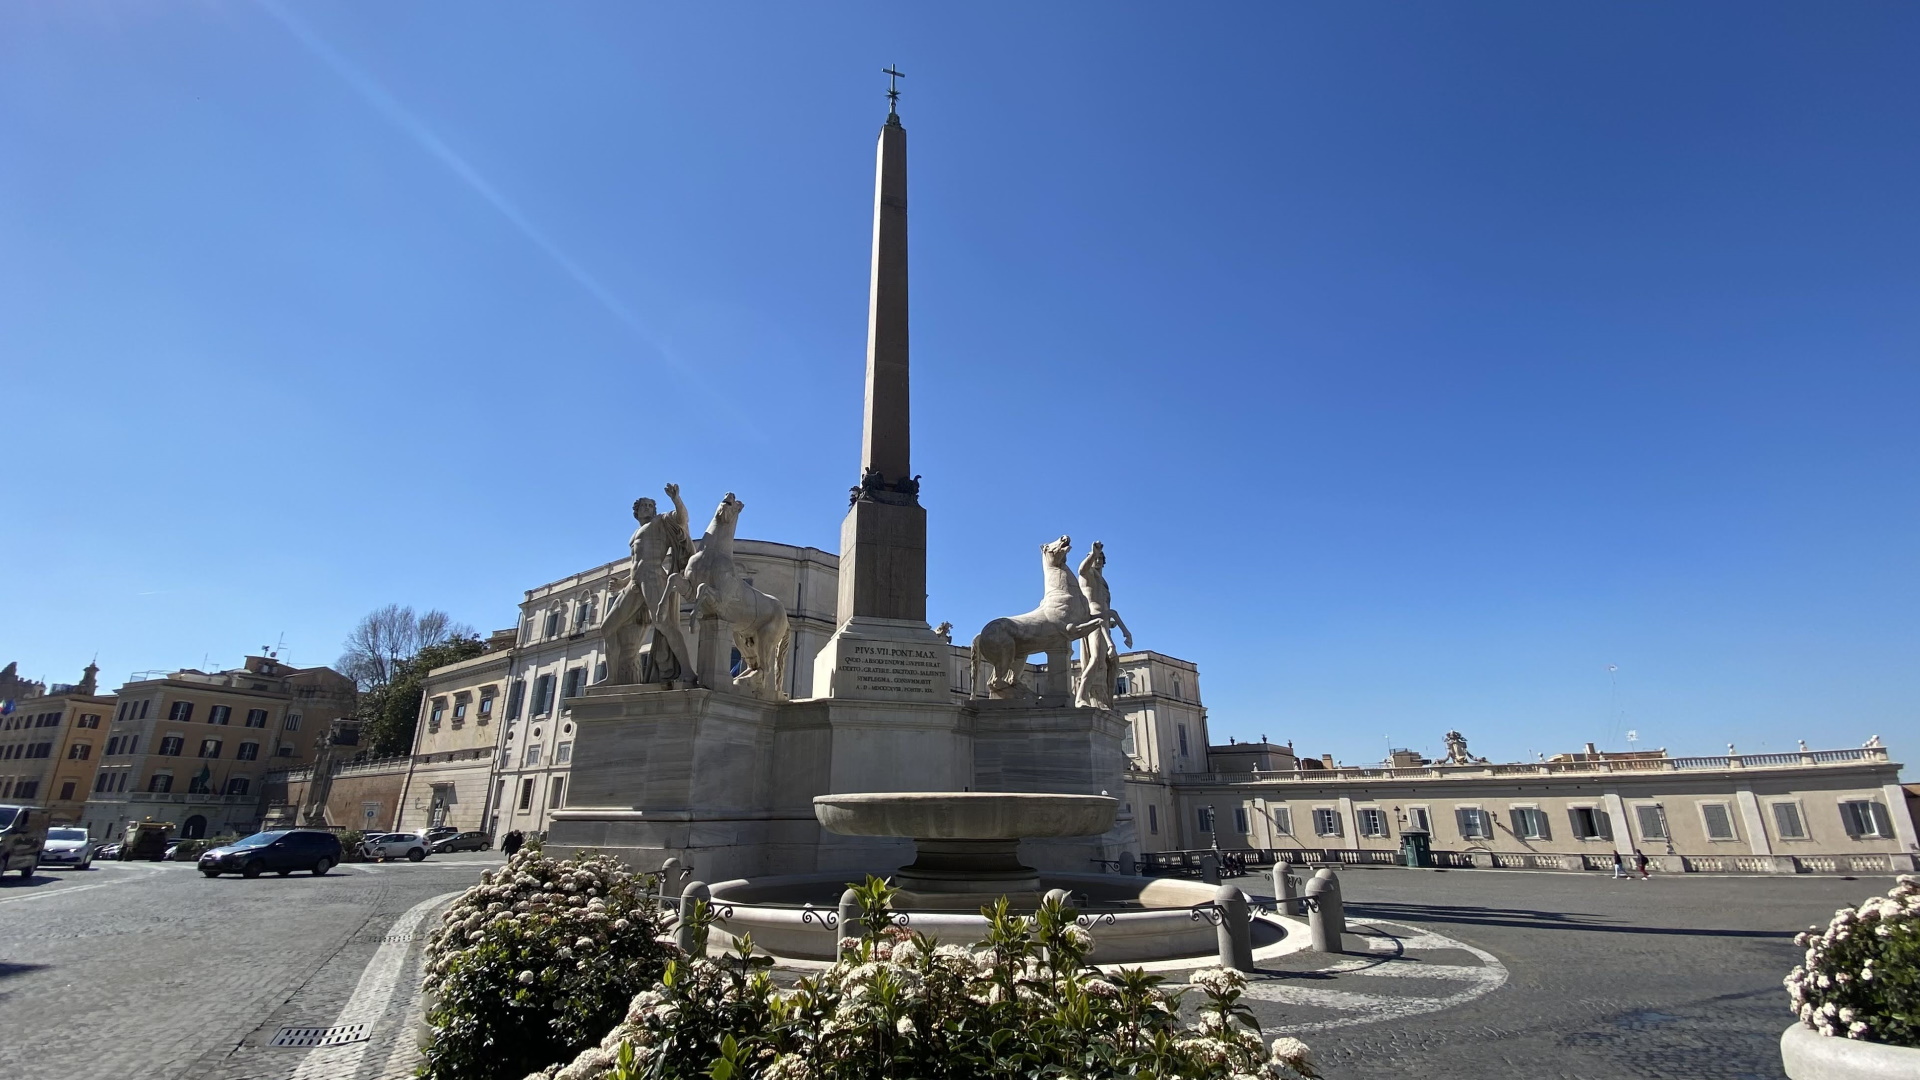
[814,73,947,702]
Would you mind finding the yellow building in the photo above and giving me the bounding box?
[0,663,113,826]
[83,655,354,839]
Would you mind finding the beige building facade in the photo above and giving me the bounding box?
[84,656,354,839]
[393,645,515,835]
[1156,743,1918,873]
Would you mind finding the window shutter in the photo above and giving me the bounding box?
[1534,810,1551,841]
[1839,803,1863,838]
[1455,808,1471,838]
[1867,802,1895,839]
[1596,809,1614,840]
[1702,804,1735,841]
[1633,805,1664,840]
[1567,808,1586,838]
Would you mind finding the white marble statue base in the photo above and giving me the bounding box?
[811,616,951,702]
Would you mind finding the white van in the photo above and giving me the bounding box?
[0,805,48,878]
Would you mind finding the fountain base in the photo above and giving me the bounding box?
[893,838,1042,910]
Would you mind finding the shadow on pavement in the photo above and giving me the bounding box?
[1349,901,1795,939]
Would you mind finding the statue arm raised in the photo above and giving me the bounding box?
[664,483,695,571]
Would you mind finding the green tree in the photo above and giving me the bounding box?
[358,635,488,757]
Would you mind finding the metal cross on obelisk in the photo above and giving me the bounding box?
[883,64,905,115]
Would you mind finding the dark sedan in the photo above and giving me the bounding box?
[199,830,343,878]
[429,831,491,853]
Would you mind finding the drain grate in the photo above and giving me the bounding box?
[383,932,414,944]
[269,1023,372,1048]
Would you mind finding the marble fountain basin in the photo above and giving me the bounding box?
[811,791,1119,840]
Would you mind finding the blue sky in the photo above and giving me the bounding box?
[3,4,1916,766]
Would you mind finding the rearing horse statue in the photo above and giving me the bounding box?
[971,536,1105,698]
[669,492,790,701]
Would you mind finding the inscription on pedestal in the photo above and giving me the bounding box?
[840,643,943,698]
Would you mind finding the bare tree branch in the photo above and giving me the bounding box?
[336,605,477,691]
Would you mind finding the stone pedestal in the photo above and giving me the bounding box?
[968,698,1138,875]
[812,616,949,702]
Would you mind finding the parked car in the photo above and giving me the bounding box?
[198,830,344,878]
[423,825,460,844]
[95,842,122,860]
[38,827,93,870]
[429,831,491,854]
[360,832,430,862]
[0,805,48,878]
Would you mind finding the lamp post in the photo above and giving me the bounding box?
[1653,802,1676,855]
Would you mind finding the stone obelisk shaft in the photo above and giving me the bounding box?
[837,114,926,625]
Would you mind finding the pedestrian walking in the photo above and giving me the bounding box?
[1634,849,1650,880]
[501,829,525,858]
[1611,852,1627,879]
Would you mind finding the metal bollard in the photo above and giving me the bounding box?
[1199,851,1221,885]
[1305,868,1344,953]
[1120,851,1137,876]
[1273,862,1298,915]
[675,880,711,955]
[1214,884,1255,971]
[836,887,861,958]
[660,857,687,901]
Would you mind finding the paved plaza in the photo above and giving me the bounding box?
[0,857,1892,1079]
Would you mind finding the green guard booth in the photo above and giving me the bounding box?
[1400,829,1432,868]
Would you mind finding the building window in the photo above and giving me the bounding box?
[543,610,561,639]
[554,741,573,765]
[168,701,194,723]
[68,743,91,760]
[1172,675,1184,700]
[1233,807,1249,834]
[1115,674,1132,696]
[1407,807,1431,833]
[517,778,535,811]
[548,776,566,809]
[237,742,259,761]
[226,777,250,796]
[245,708,268,728]
[1568,807,1612,840]
[158,736,184,756]
[1839,800,1894,839]
[1699,803,1737,841]
[284,712,301,732]
[1147,804,1159,834]
[78,713,100,729]
[106,736,121,756]
[506,679,525,721]
[478,692,495,722]
[1357,807,1389,838]
[1197,806,1214,833]
[1313,808,1342,837]
[148,773,173,793]
[199,739,222,758]
[1271,806,1293,835]
[1176,724,1189,757]
[115,701,129,723]
[1454,807,1490,839]
[429,699,447,730]
[1772,802,1808,840]
[533,674,555,716]
[138,699,151,720]
[208,705,231,726]
[1511,807,1551,840]
[594,660,607,683]
[94,772,112,793]
[524,745,542,768]
[562,667,584,700]
[574,598,595,630]
[277,746,294,757]
[1632,805,1667,841]
[59,780,76,801]
[452,699,468,727]
[13,781,36,800]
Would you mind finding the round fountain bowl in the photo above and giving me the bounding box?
[813,792,1118,840]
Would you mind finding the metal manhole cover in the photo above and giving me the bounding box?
[269,1023,372,1048]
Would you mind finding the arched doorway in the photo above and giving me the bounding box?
[183,815,206,839]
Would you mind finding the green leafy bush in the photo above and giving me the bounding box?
[1787,874,1920,1046]
[171,834,240,860]
[420,851,672,1080]
[532,878,1318,1080]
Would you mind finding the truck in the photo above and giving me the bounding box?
[119,818,175,862]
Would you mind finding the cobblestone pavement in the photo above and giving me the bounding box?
[0,853,500,1080]
[1212,866,1902,1080]
[0,855,1898,1079]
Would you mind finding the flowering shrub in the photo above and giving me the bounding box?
[529,881,1318,1080]
[1785,874,1920,1046]
[421,851,673,1080]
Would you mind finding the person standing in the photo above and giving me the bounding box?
[1611,852,1627,880]
[501,829,524,858]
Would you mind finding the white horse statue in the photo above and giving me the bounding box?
[971,536,1106,698]
[670,492,790,701]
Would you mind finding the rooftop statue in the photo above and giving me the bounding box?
[972,536,1106,699]
[603,483,697,685]
[671,492,791,701]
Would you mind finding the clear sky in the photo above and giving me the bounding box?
[4,4,1916,766]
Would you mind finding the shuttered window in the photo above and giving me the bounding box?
[1313,808,1342,837]
[1700,803,1736,841]
[1568,807,1613,840]
[1771,802,1807,840]
[1455,807,1491,839]
[1511,807,1551,840]
[1357,808,1388,837]
[1634,805,1667,840]
[1233,807,1249,834]
[1271,806,1292,835]
[1840,801,1894,839]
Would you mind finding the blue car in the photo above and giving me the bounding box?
[198,830,344,878]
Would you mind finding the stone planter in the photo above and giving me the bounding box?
[1781,1022,1920,1080]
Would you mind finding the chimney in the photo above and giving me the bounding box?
[1585,742,1598,758]
[1322,753,1336,768]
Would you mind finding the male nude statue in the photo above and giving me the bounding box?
[603,483,697,684]
[1074,541,1134,709]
